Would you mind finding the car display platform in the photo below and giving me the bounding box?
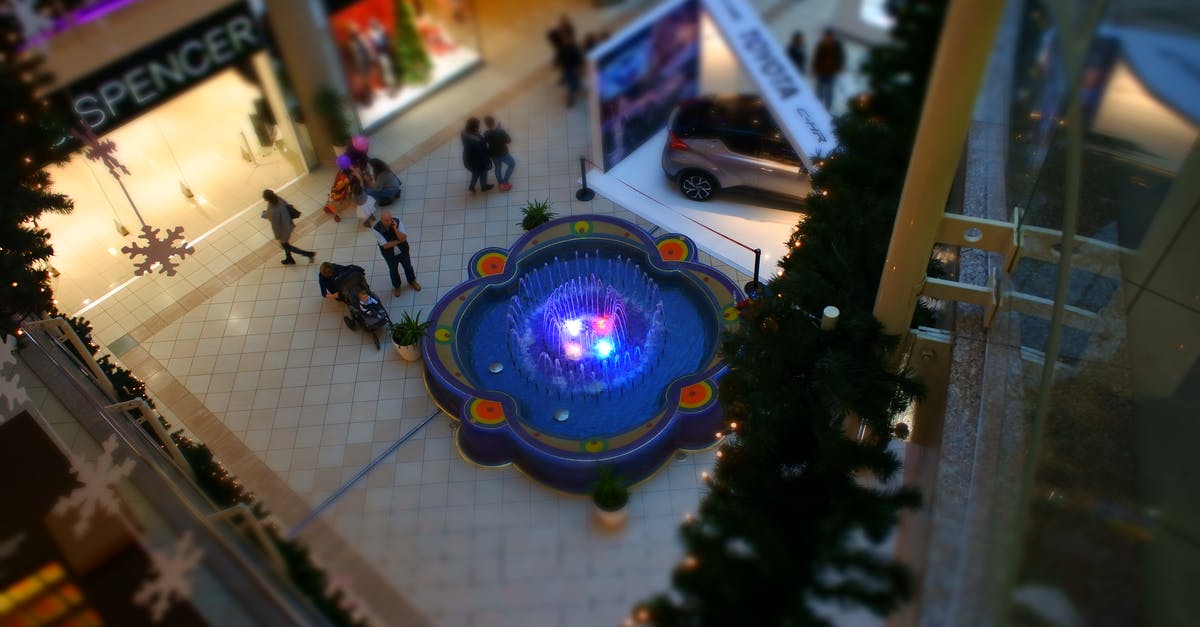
[585,130,804,278]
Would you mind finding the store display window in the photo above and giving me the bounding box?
[325,0,481,129]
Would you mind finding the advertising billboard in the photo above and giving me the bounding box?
[590,0,702,170]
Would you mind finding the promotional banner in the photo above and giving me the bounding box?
[701,0,837,169]
[588,0,702,171]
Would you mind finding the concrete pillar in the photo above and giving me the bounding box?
[259,0,355,163]
[872,0,1008,337]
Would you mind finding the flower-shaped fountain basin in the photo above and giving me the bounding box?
[424,215,742,493]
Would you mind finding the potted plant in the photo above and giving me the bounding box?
[314,85,352,153]
[388,310,431,362]
[519,199,557,231]
[591,466,629,528]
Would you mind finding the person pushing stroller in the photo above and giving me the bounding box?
[318,262,391,348]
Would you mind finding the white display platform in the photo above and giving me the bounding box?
[587,130,805,279]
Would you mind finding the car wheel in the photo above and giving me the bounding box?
[679,171,717,201]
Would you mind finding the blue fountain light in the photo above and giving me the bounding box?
[508,257,665,394]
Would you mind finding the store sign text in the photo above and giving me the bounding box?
[64,6,263,135]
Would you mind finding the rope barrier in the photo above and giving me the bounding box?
[580,157,760,253]
[578,157,765,295]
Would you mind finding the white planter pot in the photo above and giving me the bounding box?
[395,342,421,362]
[592,502,628,529]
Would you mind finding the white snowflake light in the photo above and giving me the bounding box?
[0,337,28,413]
[133,531,205,623]
[121,225,195,276]
[51,435,135,537]
[0,532,26,561]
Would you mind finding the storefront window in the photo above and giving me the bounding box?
[32,3,307,311]
[324,0,481,129]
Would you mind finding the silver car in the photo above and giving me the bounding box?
[661,95,809,202]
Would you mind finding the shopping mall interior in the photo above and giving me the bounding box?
[1,0,1197,626]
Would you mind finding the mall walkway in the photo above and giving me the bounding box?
[32,1,872,625]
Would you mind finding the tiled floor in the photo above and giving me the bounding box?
[22,1,878,625]
[128,76,746,626]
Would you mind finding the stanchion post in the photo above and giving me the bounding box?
[743,248,764,298]
[576,156,595,201]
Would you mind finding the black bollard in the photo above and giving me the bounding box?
[575,156,596,201]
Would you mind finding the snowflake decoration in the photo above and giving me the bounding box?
[0,532,26,579]
[0,0,55,45]
[133,531,204,623]
[0,336,28,413]
[0,532,26,561]
[51,435,136,537]
[70,125,130,178]
[121,225,195,276]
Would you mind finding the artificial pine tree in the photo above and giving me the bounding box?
[391,0,432,84]
[638,1,947,624]
[0,35,74,338]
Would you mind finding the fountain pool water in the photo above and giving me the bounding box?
[423,216,742,493]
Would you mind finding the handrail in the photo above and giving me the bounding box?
[18,319,332,626]
[210,504,289,576]
[23,317,115,398]
[107,399,197,482]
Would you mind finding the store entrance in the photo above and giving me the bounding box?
[41,65,306,313]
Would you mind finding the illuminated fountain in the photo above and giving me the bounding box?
[424,215,742,493]
[508,253,665,397]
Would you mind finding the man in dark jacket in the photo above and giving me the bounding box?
[318,262,367,300]
[483,116,516,191]
[812,29,845,110]
[556,30,585,108]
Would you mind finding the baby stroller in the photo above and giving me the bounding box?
[335,267,392,349]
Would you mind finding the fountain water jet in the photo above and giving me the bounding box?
[508,253,665,395]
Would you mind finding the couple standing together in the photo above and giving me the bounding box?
[460,116,516,193]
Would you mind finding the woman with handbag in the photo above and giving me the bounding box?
[262,189,316,265]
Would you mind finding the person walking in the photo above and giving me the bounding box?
[366,158,402,205]
[557,30,585,108]
[261,189,315,265]
[483,116,515,191]
[460,117,493,193]
[812,29,845,111]
[372,210,421,295]
[547,15,576,80]
[786,31,806,75]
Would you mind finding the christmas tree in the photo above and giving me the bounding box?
[392,0,432,84]
[638,1,947,624]
[0,34,74,338]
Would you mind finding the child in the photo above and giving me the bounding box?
[355,290,388,329]
[323,169,352,222]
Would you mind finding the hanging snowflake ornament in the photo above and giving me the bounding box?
[133,531,205,623]
[0,336,29,413]
[121,225,195,276]
[51,435,136,537]
[0,532,27,579]
[0,532,26,561]
[71,125,131,178]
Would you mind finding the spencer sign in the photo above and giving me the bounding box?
[61,4,263,136]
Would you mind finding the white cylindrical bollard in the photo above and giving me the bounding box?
[821,306,840,331]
